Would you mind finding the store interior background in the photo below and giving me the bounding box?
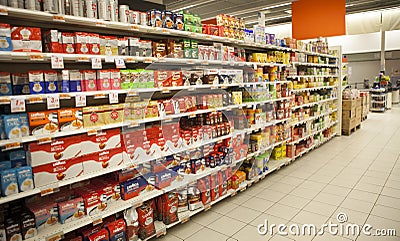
[157,0,400,87]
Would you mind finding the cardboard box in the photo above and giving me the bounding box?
[82,147,123,174]
[31,157,83,187]
[356,97,362,107]
[28,111,59,135]
[356,106,362,118]
[342,99,356,111]
[342,109,355,120]
[342,117,356,130]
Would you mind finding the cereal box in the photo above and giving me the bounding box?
[120,175,150,201]
[29,70,45,94]
[82,106,103,128]
[104,104,124,125]
[58,108,83,132]
[28,111,59,136]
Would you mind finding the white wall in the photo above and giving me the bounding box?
[348,61,381,84]
[327,33,381,54]
[385,30,400,51]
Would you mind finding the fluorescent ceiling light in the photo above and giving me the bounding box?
[246,15,291,24]
[262,2,291,10]
[285,10,292,14]
[170,0,217,12]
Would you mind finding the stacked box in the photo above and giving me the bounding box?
[342,99,357,131]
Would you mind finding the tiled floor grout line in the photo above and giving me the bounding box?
[306,125,387,241]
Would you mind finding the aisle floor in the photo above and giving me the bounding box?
[154,107,400,241]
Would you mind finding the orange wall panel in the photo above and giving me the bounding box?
[292,0,346,40]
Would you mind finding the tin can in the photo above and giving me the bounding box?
[85,0,97,19]
[119,5,129,23]
[98,0,110,20]
[43,0,59,13]
[130,10,139,24]
[140,11,147,26]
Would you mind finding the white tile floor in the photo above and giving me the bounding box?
[153,108,400,241]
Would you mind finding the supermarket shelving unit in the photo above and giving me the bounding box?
[370,88,387,112]
[0,6,341,241]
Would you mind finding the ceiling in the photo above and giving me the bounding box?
[163,0,400,27]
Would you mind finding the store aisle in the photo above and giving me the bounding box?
[154,107,400,241]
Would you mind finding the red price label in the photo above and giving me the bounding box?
[75,94,86,107]
[47,95,60,109]
[10,97,26,113]
[91,57,102,69]
[53,15,65,22]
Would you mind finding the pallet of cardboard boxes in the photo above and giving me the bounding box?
[342,97,362,135]
[360,92,369,121]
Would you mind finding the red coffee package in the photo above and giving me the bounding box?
[137,201,155,240]
[162,192,178,225]
[124,207,139,241]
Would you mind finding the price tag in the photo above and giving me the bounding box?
[181,214,190,223]
[28,96,43,104]
[92,217,103,226]
[129,122,139,128]
[10,97,26,113]
[40,185,60,196]
[133,199,143,208]
[144,58,153,63]
[47,95,60,109]
[38,136,52,144]
[95,21,107,27]
[51,55,64,69]
[87,129,98,136]
[161,87,170,93]
[91,57,102,69]
[125,57,136,63]
[204,204,211,211]
[189,113,196,118]
[0,97,10,104]
[94,93,106,99]
[30,54,44,61]
[109,92,118,104]
[187,59,195,65]
[77,56,90,62]
[115,57,126,69]
[4,142,21,151]
[0,6,8,16]
[202,61,209,65]
[59,93,71,99]
[162,29,170,34]
[156,228,167,238]
[46,232,64,241]
[127,91,137,96]
[131,25,140,31]
[75,94,86,107]
[53,14,65,22]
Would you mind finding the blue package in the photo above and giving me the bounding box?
[0,23,12,51]
[69,70,82,92]
[3,115,21,140]
[0,72,12,96]
[0,169,18,197]
[8,150,26,161]
[0,161,11,171]
[16,166,34,192]
[19,113,29,137]
[11,159,27,168]
[44,71,59,93]
[29,70,45,94]
[60,70,70,93]
[12,73,30,95]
